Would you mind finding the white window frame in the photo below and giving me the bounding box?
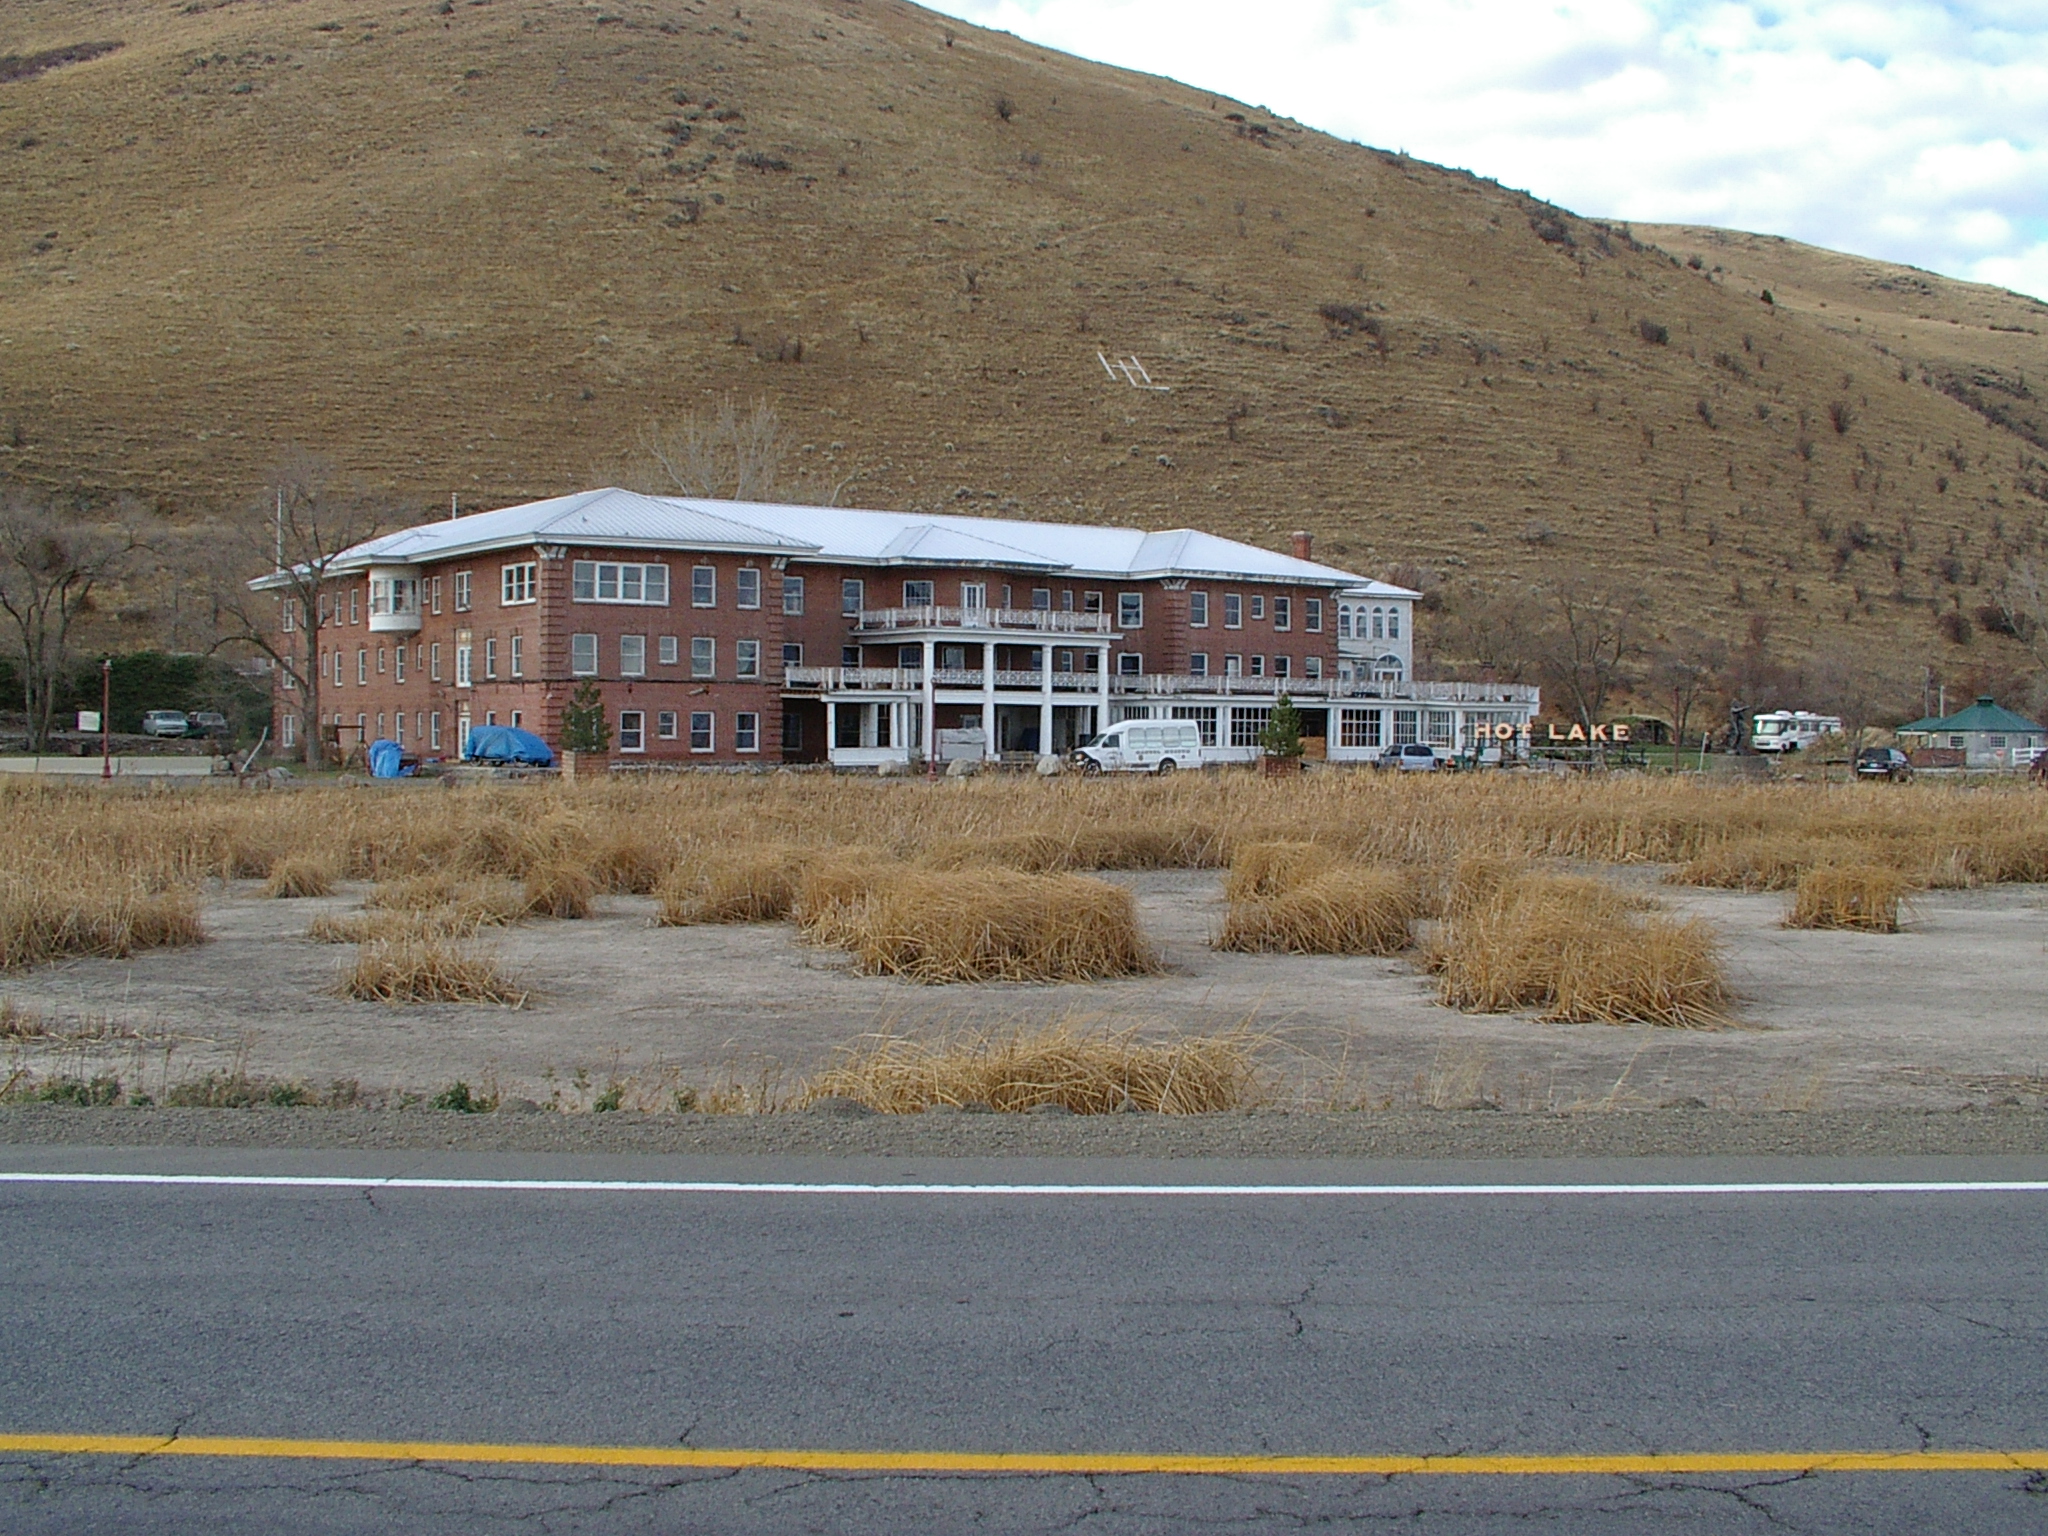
[782,575,805,615]
[842,578,864,615]
[500,562,536,606]
[903,579,935,606]
[1304,656,1323,679]
[736,568,761,610]
[960,582,986,610]
[782,642,804,668]
[1305,598,1323,633]
[356,648,368,685]
[620,634,647,677]
[618,710,646,754]
[689,710,714,752]
[453,571,471,612]
[658,711,679,740]
[691,637,715,679]
[281,713,296,748]
[394,645,405,684]
[483,638,497,679]
[1188,592,1209,627]
[1250,594,1266,621]
[659,635,679,666]
[1273,596,1291,631]
[509,634,523,678]
[455,642,472,688]
[572,561,671,605]
[430,642,443,682]
[1118,593,1143,628]
[429,711,442,750]
[570,633,598,677]
[1223,594,1243,629]
[735,639,761,679]
[735,711,760,753]
[692,566,716,607]
[1117,653,1143,676]
[1189,652,1209,676]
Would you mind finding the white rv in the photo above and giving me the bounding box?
[1750,710,1843,754]
[1071,720,1204,775]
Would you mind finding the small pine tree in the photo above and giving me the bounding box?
[1260,693,1304,758]
[559,679,610,754]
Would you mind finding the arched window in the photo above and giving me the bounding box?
[1338,605,1352,639]
[1387,607,1400,639]
[1375,653,1405,682]
[1371,607,1384,639]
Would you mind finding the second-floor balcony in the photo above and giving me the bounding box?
[853,606,1117,635]
[785,666,1539,706]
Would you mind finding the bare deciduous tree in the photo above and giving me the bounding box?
[0,488,137,751]
[627,394,860,506]
[1991,558,2048,672]
[1648,629,1727,750]
[1529,583,1644,732]
[211,452,390,767]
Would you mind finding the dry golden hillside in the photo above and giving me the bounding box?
[1,0,2045,691]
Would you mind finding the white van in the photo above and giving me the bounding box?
[1072,720,1203,775]
[1750,710,1844,754]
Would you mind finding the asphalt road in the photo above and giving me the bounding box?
[3,1149,2047,1533]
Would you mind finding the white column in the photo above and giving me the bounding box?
[981,640,997,760]
[825,699,837,766]
[921,638,936,764]
[1097,641,1112,728]
[1038,645,1053,759]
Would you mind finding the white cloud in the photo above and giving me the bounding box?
[930,0,2048,299]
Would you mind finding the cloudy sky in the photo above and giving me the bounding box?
[929,0,2048,302]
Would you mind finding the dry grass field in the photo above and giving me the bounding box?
[0,0,2043,673]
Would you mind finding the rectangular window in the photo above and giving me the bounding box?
[484,638,498,679]
[1224,654,1242,677]
[1170,705,1219,746]
[1250,595,1266,621]
[903,579,934,606]
[1249,655,1265,677]
[430,711,442,750]
[783,710,805,751]
[1189,652,1209,676]
[1427,710,1455,748]
[690,711,714,752]
[782,575,805,615]
[509,634,523,678]
[899,644,922,668]
[735,568,761,610]
[1084,591,1103,614]
[736,640,761,679]
[318,593,330,625]
[1276,656,1293,678]
[282,598,297,632]
[1189,592,1209,627]
[691,637,715,678]
[620,635,646,676]
[430,642,443,682]
[350,587,361,625]
[1387,607,1401,639]
[510,711,521,730]
[1032,588,1052,611]
[430,576,443,616]
[657,711,679,740]
[1273,596,1291,631]
[1340,708,1384,749]
[842,578,864,615]
[684,566,712,607]
[394,645,406,684]
[619,710,645,753]
[1393,709,1420,745]
[1060,590,1075,612]
[1304,656,1323,679]
[570,633,598,676]
[283,665,297,691]
[1223,594,1242,629]
[1118,593,1143,628]
[1230,707,1271,748]
[357,648,368,685]
[501,563,536,605]
[659,635,679,666]
[1305,598,1323,633]
[782,642,804,668]
[960,583,985,610]
[572,561,670,605]
[735,712,760,753]
[1118,653,1143,676]
[842,645,861,667]
[393,712,405,747]
[453,572,471,612]
[281,713,297,749]
[377,646,388,675]
[1001,585,1012,609]
[455,642,472,688]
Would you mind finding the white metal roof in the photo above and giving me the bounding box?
[306,487,1403,589]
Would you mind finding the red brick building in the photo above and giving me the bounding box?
[255,488,1526,768]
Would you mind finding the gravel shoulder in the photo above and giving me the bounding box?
[5,1104,2048,1161]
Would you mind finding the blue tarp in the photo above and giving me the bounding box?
[462,725,555,766]
[367,739,405,778]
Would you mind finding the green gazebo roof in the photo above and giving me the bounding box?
[1903,697,2044,734]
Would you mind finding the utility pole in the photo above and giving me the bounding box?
[100,658,112,781]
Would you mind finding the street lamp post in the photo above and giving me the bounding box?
[100,658,112,781]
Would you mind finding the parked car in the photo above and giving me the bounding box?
[1378,742,1445,772]
[1855,747,1913,782]
[1072,719,1204,775]
[189,711,230,739]
[140,710,190,738]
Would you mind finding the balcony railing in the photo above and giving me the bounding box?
[785,667,1537,707]
[853,606,1117,635]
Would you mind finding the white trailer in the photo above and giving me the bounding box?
[1071,719,1205,774]
[1750,710,1843,754]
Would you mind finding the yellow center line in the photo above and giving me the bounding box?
[2,1435,2046,1476]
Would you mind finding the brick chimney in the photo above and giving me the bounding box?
[1289,530,1313,561]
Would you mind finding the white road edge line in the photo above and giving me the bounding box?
[2,1173,2047,1196]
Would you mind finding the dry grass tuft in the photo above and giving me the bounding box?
[1786,865,1909,932]
[839,869,1158,983]
[792,848,903,947]
[591,831,676,895]
[1217,867,1419,955]
[522,860,595,920]
[1222,841,1334,903]
[657,845,811,925]
[1427,873,1729,1027]
[261,854,337,900]
[338,936,526,1005]
[0,881,204,971]
[802,1021,1261,1113]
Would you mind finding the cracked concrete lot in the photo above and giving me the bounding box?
[2,872,2045,1113]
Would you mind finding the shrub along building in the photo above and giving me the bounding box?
[254,488,1537,767]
